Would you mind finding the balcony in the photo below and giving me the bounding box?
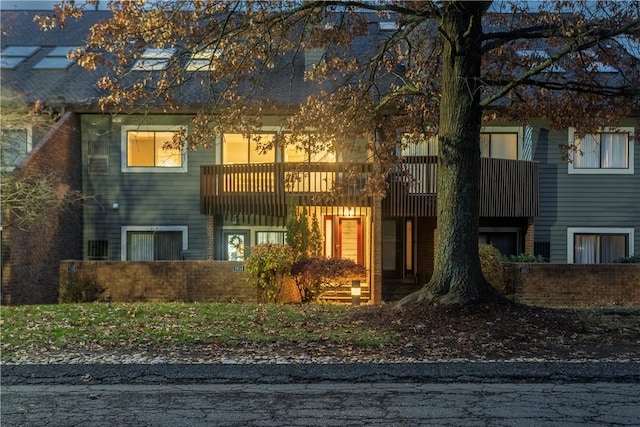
[200,157,538,220]
[200,162,373,220]
[382,156,539,217]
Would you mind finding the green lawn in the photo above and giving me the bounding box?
[0,302,389,360]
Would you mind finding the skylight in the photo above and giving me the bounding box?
[185,49,222,71]
[133,48,176,71]
[516,49,565,73]
[0,46,40,69]
[33,46,77,70]
[616,35,640,60]
[379,21,399,31]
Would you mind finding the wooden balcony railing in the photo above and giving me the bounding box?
[382,156,539,217]
[201,157,538,220]
[200,162,373,220]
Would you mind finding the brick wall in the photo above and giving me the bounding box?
[505,263,640,308]
[2,113,83,305]
[59,260,302,303]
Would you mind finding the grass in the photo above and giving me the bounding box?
[0,302,390,360]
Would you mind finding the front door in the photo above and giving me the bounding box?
[337,217,362,265]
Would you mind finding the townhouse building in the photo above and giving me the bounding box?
[1,8,637,305]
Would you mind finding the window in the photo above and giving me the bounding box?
[87,240,109,260]
[186,49,221,71]
[121,126,186,172]
[569,128,634,174]
[0,46,39,69]
[33,46,77,70]
[481,127,523,160]
[479,229,520,257]
[224,232,247,261]
[121,226,187,261]
[256,231,286,244]
[88,139,109,175]
[284,135,336,192]
[567,227,634,264]
[1,127,31,171]
[481,132,518,160]
[516,49,565,73]
[222,133,275,164]
[133,48,175,71]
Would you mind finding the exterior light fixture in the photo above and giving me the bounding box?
[351,280,361,306]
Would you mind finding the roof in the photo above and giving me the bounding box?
[0,9,391,112]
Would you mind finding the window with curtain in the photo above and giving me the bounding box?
[480,132,518,160]
[256,231,286,244]
[126,231,183,260]
[574,233,628,264]
[573,132,629,169]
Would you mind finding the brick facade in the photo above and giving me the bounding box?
[505,263,640,308]
[1,113,83,305]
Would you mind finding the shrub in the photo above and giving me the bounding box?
[244,243,294,303]
[291,257,366,302]
[613,254,640,263]
[59,273,103,303]
[479,243,507,294]
[502,253,546,263]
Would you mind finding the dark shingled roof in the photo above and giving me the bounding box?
[0,9,394,112]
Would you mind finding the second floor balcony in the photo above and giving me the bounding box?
[200,157,539,220]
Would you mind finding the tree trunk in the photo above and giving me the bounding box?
[399,1,496,306]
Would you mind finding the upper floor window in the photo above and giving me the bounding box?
[222,133,275,164]
[121,125,186,173]
[569,127,634,175]
[481,132,518,160]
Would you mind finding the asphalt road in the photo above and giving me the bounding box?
[3,362,640,426]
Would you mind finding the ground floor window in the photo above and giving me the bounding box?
[256,231,286,244]
[568,227,633,264]
[224,231,248,261]
[121,226,188,261]
[479,229,520,256]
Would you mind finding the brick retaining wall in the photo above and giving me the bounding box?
[505,263,640,308]
[60,260,257,303]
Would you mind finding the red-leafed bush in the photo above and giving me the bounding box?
[292,257,365,303]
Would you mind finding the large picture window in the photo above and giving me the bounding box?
[569,128,634,174]
[122,126,186,172]
[567,227,634,264]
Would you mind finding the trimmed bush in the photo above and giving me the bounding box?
[479,243,507,294]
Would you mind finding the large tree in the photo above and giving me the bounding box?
[39,0,640,305]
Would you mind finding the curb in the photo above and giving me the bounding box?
[2,361,640,385]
